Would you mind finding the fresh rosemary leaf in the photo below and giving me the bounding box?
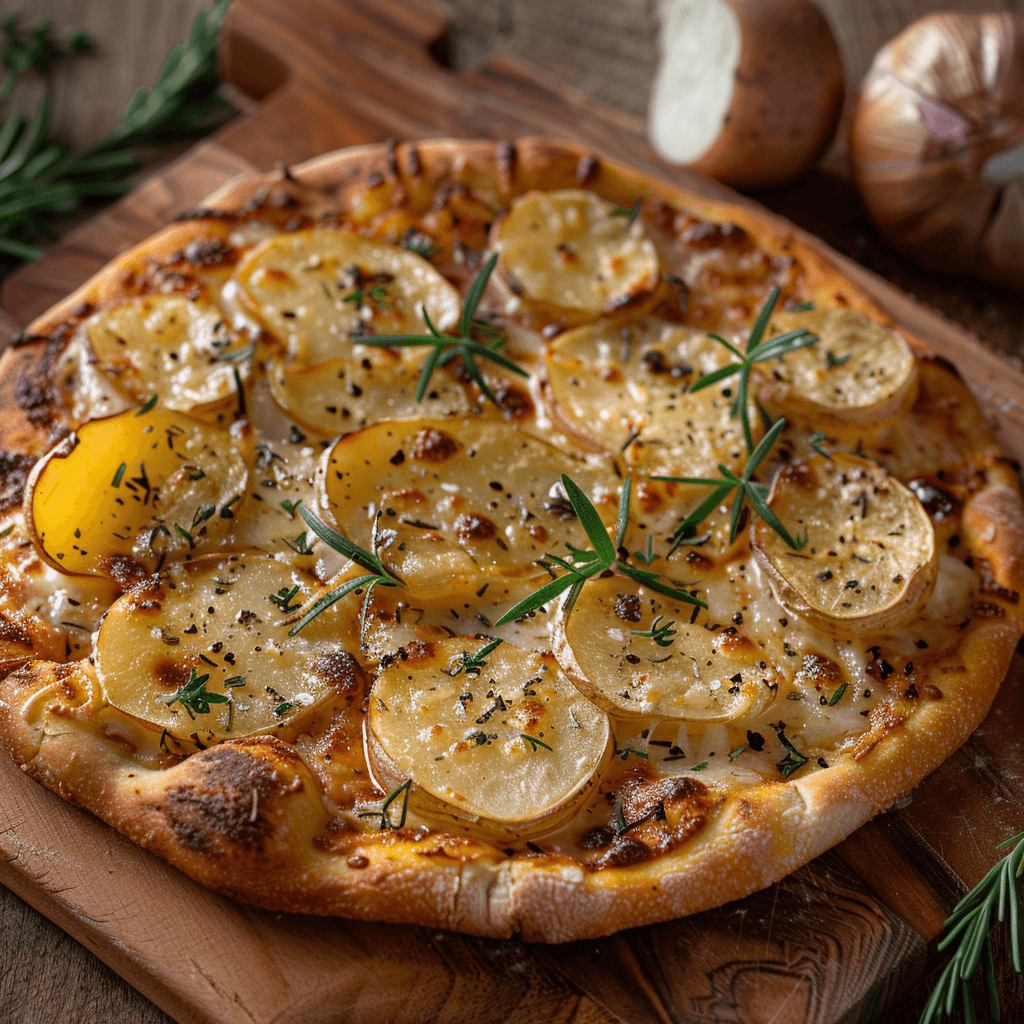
[287,575,378,636]
[561,473,615,565]
[298,504,399,582]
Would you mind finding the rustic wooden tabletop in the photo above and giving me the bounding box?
[0,1,1022,1022]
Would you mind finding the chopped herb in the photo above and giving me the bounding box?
[446,637,503,677]
[615,744,649,761]
[223,676,245,688]
[402,229,440,258]
[774,722,809,779]
[494,474,705,627]
[282,530,314,555]
[788,301,814,312]
[611,198,642,227]
[191,503,216,529]
[111,461,126,487]
[521,733,553,752]
[688,287,818,453]
[377,779,412,830]
[214,341,256,362]
[360,253,528,405]
[630,615,677,647]
[163,667,229,718]
[809,431,833,461]
[633,534,658,565]
[691,761,708,772]
[136,394,158,416]
[280,498,303,518]
[827,351,852,368]
[0,523,13,539]
[273,701,294,716]
[728,745,747,760]
[829,683,849,706]
[656,418,807,552]
[268,584,301,613]
[173,522,195,549]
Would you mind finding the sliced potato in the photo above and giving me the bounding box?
[758,307,918,424]
[267,354,473,435]
[84,295,253,413]
[553,576,777,721]
[546,316,754,476]
[232,228,461,366]
[366,636,611,840]
[492,189,661,326]
[27,407,248,580]
[95,553,363,742]
[751,453,937,636]
[317,416,620,600]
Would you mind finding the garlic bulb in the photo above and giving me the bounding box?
[850,13,1024,289]
[649,0,844,190]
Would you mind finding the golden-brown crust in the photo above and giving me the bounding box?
[1,138,1022,943]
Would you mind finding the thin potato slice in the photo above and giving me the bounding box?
[751,453,937,636]
[233,228,461,366]
[546,317,754,476]
[267,355,473,435]
[492,189,662,326]
[96,553,363,743]
[758,307,918,424]
[553,576,777,721]
[84,295,253,413]
[317,416,620,600]
[366,636,611,840]
[27,407,248,580]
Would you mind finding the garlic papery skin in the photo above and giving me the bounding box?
[648,0,844,190]
[850,12,1024,289]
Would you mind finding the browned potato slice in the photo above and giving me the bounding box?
[95,553,362,743]
[27,407,248,580]
[751,453,937,636]
[546,316,754,476]
[233,228,462,366]
[316,416,620,600]
[366,636,611,840]
[492,189,662,326]
[759,307,918,424]
[84,295,253,413]
[553,576,777,721]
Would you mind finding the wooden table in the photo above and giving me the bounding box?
[1,2,1023,1022]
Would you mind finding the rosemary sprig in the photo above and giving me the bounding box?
[0,3,232,275]
[920,830,1024,1024]
[493,474,705,627]
[360,253,527,404]
[688,287,818,453]
[163,667,229,719]
[287,504,403,644]
[655,417,806,553]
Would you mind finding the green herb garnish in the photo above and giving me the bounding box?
[656,418,806,554]
[688,287,818,453]
[829,683,849,707]
[163,667,229,718]
[280,498,303,518]
[0,4,232,276]
[611,198,642,227]
[360,253,527,405]
[136,394,158,416]
[111,462,126,487]
[172,522,195,549]
[920,830,1024,1024]
[690,761,709,772]
[494,474,705,627]
[521,733,553,752]
[631,615,677,648]
[774,722,809,779]
[282,530,314,555]
[365,779,412,831]
[287,504,403,645]
[615,745,649,761]
[827,351,852,368]
[446,637,503,677]
[268,584,301,613]
[809,431,833,461]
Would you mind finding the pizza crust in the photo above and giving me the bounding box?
[1,138,1022,942]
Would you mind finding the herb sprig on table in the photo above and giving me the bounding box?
[920,830,1024,1024]
[0,1,233,275]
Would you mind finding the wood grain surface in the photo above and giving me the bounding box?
[2,2,1023,1023]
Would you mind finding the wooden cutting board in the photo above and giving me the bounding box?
[2,2,1024,1022]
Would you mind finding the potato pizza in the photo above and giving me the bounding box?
[0,139,1021,942]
